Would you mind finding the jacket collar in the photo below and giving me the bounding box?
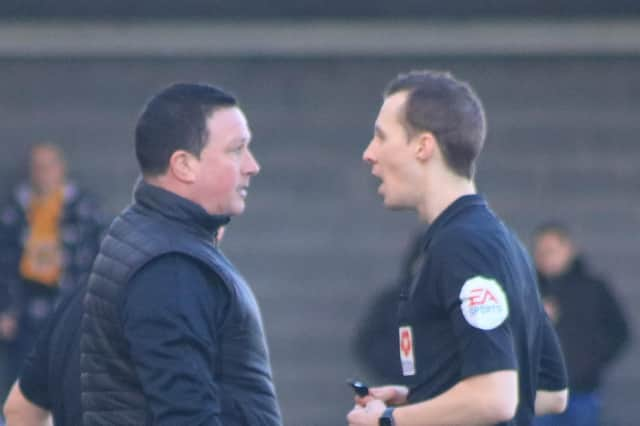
[133,180,230,241]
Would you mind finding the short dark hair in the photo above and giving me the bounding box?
[385,70,486,179]
[534,221,571,240]
[135,83,237,176]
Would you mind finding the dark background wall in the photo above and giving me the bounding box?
[1,0,640,19]
[0,55,638,424]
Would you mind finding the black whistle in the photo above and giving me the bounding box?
[347,378,370,397]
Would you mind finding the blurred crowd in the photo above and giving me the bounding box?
[0,143,105,408]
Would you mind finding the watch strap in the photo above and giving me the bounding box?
[379,406,396,426]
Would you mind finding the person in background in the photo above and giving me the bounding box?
[0,143,103,403]
[3,225,227,426]
[2,286,81,426]
[533,222,630,426]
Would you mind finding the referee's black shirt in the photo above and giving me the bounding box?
[398,194,567,425]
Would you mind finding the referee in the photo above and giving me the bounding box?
[347,70,568,426]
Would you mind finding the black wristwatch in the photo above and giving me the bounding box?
[378,407,396,426]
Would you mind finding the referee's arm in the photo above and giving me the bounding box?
[535,316,569,415]
[392,370,518,425]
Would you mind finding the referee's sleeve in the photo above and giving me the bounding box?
[537,316,568,390]
[435,249,517,379]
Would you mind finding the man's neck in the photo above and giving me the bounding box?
[144,175,188,199]
[417,174,476,224]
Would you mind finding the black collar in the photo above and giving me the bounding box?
[134,180,230,241]
[421,194,487,251]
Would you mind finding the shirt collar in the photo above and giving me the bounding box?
[421,194,487,250]
[133,180,230,240]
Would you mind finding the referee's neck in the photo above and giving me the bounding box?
[417,177,476,224]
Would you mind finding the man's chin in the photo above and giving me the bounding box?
[382,197,410,211]
[382,198,399,210]
[206,201,245,217]
[231,200,247,215]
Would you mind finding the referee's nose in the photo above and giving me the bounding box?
[363,139,376,165]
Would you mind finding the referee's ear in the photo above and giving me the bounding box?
[414,131,437,162]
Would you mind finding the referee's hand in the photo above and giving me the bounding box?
[347,399,386,426]
[355,385,409,407]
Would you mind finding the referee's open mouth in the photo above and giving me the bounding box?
[370,172,384,194]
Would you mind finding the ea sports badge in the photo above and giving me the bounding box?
[459,276,509,330]
[399,325,416,376]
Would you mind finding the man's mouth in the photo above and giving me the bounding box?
[371,173,384,194]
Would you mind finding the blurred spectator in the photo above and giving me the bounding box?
[352,230,425,384]
[2,224,225,425]
[0,143,104,403]
[533,222,630,426]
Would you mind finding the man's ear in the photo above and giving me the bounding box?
[415,132,437,162]
[167,150,198,183]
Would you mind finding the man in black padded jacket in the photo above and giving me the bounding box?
[80,83,282,426]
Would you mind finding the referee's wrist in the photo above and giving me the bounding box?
[378,406,396,426]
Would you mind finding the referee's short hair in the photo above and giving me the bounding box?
[385,70,486,179]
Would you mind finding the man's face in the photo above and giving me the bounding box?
[190,106,260,216]
[363,91,421,210]
[534,232,574,278]
[30,145,65,194]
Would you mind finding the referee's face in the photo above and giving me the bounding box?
[364,92,422,210]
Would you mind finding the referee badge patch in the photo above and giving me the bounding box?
[459,276,509,330]
[398,325,416,376]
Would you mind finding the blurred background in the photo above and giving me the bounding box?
[1,1,639,424]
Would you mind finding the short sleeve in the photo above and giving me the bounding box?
[537,315,568,390]
[19,310,57,409]
[434,243,517,379]
[19,286,82,410]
